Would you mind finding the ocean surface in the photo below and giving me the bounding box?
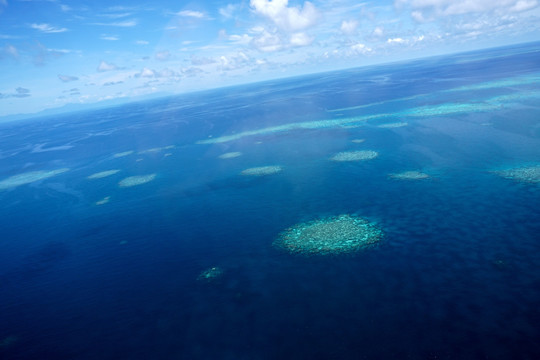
[0,42,539,359]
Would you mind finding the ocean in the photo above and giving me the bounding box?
[0,42,539,359]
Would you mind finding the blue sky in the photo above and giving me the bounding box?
[1,0,539,118]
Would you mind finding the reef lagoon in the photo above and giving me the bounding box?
[0,42,539,359]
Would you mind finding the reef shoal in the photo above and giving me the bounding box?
[274,214,383,256]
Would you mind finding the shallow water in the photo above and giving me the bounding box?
[0,42,539,359]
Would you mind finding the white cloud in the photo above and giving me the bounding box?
[228,33,253,45]
[387,37,407,44]
[219,52,251,71]
[510,0,538,11]
[30,23,68,33]
[372,27,384,37]
[290,32,313,46]
[177,10,205,18]
[252,30,283,52]
[350,43,372,54]
[97,61,118,72]
[135,40,149,45]
[340,20,358,35]
[250,0,319,32]
[134,67,180,80]
[138,67,155,78]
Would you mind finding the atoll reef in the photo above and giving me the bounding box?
[118,174,157,187]
[197,267,223,282]
[274,214,383,256]
[87,170,120,179]
[219,151,242,159]
[330,150,379,162]
[241,165,282,176]
[389,171,430,180]
[493,165,540,183]
[0,168,69,190]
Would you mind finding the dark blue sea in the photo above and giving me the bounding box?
[1,42,539,359]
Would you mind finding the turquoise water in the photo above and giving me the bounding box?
[0,42,539,359]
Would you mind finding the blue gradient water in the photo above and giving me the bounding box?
[0,42,539,359]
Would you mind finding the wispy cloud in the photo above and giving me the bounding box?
[92,20,138,27]
[219,4,239,19]
[2,44,19,59]
[396,0,539,21]
[176,10,205,18]
[58,74,79,82]
[0,87,31,100]
[100,34,119,41]
[340,20,358,35]
[33,42,64,66]
[99,12,133,19]
[30,23,68,33]
[155,50,171,61]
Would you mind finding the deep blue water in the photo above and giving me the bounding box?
[1,42,539,359]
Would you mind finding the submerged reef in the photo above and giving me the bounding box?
[0,335,17,349]
[241,165,282,176]
[113,150,134,158]
[197,267,223,282]
[378,122,408,128]
[493,165,540,183]
[389,171,430,180]
[330,150,379,162]
[0,168,69,190]
[219,152,242,159]
[87,170,120,179]
[95,196,110,205]
[118,174,157,187]
[138,145,175,155]
[274,214,383,256]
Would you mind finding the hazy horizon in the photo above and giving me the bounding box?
[1,0,539,119]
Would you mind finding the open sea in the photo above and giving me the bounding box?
[0,42,539,359]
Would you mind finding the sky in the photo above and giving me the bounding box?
[0,0,539,118]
